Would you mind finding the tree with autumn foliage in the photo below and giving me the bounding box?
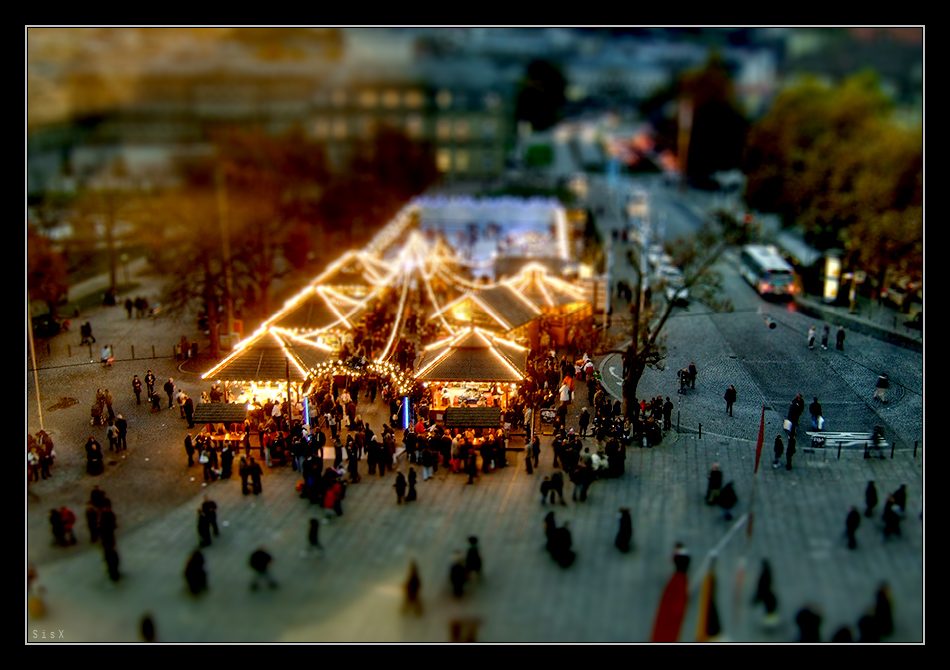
[27,225,69,318]
[743,72,922,290]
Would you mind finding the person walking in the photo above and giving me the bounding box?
[404,560,423,615]
[307,518,324,554]
[197,508,213,548]
[184,395,195,429]
[114,415,128,451]
[836,325,846,351]
[184,550,207,596]
[788,393,805,432]
[394,471,407,504]
[184,435,195,467]
[145,370,156,400]
[132,375,143,405]
[98,506,117,550]
[85,501,100,543]
[450,551,467,598]
[882,497,902,540]
[248,456,263,495]
[49,508,66,547]
[807,326,817,350]
[163,378,175,409]
[809,397,823,431]
[821,324,830,350]
[845,506,861,549]
[723,386,737,417]
[465,536,482,584]
[865,481,879,518]
[874,373,890,404]
[785,435,797,471]
[772,435,784,468]
[615,508,633,553]
[663,397,674,431]
[578,407,591,437]
[753,559,779,626]
[718,482,737,521]
[104,546,121,583]
[201,497,219,536]
[688,362,698,389]
[549,471,566,506]
[531,435,540,469]
[249,548,277,590]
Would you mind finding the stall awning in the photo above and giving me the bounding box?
[443,407,502,429]
[414,327,527,383]
[201,328,333,384]
[193,403,249,425]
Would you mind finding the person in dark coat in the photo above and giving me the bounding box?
[874,583,894,638]
[184,396,195,428]
[615,508,633,553]
[772,435,784,468]
[85,502,100,543]
[845,506,861,549]
[239,456,251,495]
[465,536,482,583]
[404,560,422,615]
[308,518,324,553]
[785,436,797,471]
[883,497,902,540]
[184,435,195,467]
[164,378,175,409]
[549,471,566,506]
[104,546,121,582]
[249,548,277,590]
[197,508,213,547]
[706,464,722,505]
[552,522,575,568]
[724,386,737,416]
[247,457,263,495]
[98,506,117,549]
[865,480,878,517]
[578,407,591,437]
[394,471,407,504]
[892,484,907,514]
[718,483,737,520]
[185,550,207,596]
[450,551,467,597]
[688,362,698,389]
[753,559,778,624]
[795,606,822,642]
[220,444,233,480]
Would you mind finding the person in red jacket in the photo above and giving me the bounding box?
[59,507,77,545]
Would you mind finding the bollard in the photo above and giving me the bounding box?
[698,423,702,439]
[914,441,918,458]
[152,345,156,358]
[677,411,680,433]
[838,441,842,459]
[131,345,135,359]
[891,442,895,459]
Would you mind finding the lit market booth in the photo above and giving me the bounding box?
[505,263,594,349]
[200,327,334,433]
[429,284,541,349]
[413,327,528,425]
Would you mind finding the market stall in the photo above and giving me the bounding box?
[414,327,528,424]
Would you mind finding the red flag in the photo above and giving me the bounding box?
[753,404,766,474]
[697,565,722,642]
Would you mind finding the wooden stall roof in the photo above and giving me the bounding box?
[193,402,249,425]
[415,328,527,383]
[443,406,502,429]
[201,328,333,383]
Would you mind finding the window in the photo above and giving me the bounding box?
[436,148,451,172]
[405,89,424,108]
[436,89,452,109]
[455,150,469,172]
[383,89,400,109]
[484,91,501,110]
[436,118,452,141]
[359,89,378,108]
[482,119,497,140]
[454,119,469,141]
[331,89,347,107]
[332,118,347,139]
[405,114,423,139]
[312,117,329,139]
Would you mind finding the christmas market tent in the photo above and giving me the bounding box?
[504,263,593,347]
[413,326,528,422]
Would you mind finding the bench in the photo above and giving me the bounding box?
[805,431,889,456]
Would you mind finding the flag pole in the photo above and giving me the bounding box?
[734,404,766,633]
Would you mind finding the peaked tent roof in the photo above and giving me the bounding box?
[201,328,334,383]
[264,284,373,334]
[505,263,588,310]
[311,249,393,295]
[414,327,527,383]
[432,283,541,333]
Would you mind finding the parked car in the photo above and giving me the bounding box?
[657,264,689,305]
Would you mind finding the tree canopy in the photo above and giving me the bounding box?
[742,72,922,284]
